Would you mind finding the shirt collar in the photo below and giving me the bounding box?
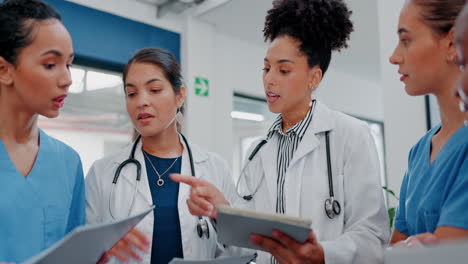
[267,100,316,139]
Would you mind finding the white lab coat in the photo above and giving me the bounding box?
[85,135,237,263]
[237,101,390,264]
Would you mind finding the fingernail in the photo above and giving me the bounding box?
[272,230,282,238]
[250,234,259,244]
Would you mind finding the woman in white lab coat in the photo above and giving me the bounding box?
[172,0,390,263]
[86,48,237,263]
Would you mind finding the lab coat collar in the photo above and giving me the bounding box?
[112,133,208,166]
[289,101,335,166]
[177,133,209,164]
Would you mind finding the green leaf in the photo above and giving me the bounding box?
[382,186,399,201]
[388,207,396,229]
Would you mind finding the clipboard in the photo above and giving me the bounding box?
[216,205,312,251]
[22,205,155,264]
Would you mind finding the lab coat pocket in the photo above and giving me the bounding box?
[423,211,440,233]
[44,205,69,248]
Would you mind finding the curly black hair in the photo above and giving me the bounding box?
[263,0,353,75]
[0,0,61,65]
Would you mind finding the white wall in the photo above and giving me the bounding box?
[183,21,267,164]
[316,68,384,121]
[181,17,221,154]
[214,32,266,99]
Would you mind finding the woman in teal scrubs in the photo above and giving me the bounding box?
[0,0,85,262]
[389,0,468,246]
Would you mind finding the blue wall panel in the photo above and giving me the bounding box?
[44,0,180,71]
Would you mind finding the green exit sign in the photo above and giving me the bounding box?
[194,76,209,97]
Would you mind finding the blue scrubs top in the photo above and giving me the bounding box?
[144,152,183,264]
[395,124,468,236]
[0,129,86,263]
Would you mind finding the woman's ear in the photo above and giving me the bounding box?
[446,27,458,64]
[177,85,187,108]
[0,57,13,87]
[308,65,323,91]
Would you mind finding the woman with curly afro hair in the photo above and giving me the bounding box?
[173,1,390,263]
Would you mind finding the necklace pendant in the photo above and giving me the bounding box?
[157,178,165,187]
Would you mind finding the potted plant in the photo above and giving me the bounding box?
[383,186,399,229]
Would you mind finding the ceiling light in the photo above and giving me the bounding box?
[231,111,265,122]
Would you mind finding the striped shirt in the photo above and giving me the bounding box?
[266,101,316,215]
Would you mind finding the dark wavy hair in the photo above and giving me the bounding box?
[123,47,183,95]
[263,0,353,75]
[0,0,62,65]
[411,0,465,36]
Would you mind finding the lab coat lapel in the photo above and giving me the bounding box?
[289,102,334,168]
[285,131,319,217]
[286,102,334,216]
[176,136,209,257]
[260,135,279,211]
[177,135,207,210]
[178,138,193,210]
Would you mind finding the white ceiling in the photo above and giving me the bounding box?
[196,0,381,83]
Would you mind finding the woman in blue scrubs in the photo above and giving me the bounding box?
[389,0,468,246]
[454,3,468,125]
[0,0,85,262]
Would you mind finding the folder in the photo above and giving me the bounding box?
[216,205,312,251]
[23,205,155,264]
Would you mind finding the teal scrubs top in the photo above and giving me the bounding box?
[0,129,86,263]
[395,124,468,236]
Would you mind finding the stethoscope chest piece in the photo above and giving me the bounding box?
[324,197,341,219]
[197,218,210,239]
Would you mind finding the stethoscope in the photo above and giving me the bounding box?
[109,133,210,239]
[235,126,341,220]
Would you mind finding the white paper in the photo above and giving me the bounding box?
[169,254,257,264]
[216,205,312,251]
[22,205,155,264]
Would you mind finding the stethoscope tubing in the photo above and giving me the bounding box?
[109,133,210,238]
